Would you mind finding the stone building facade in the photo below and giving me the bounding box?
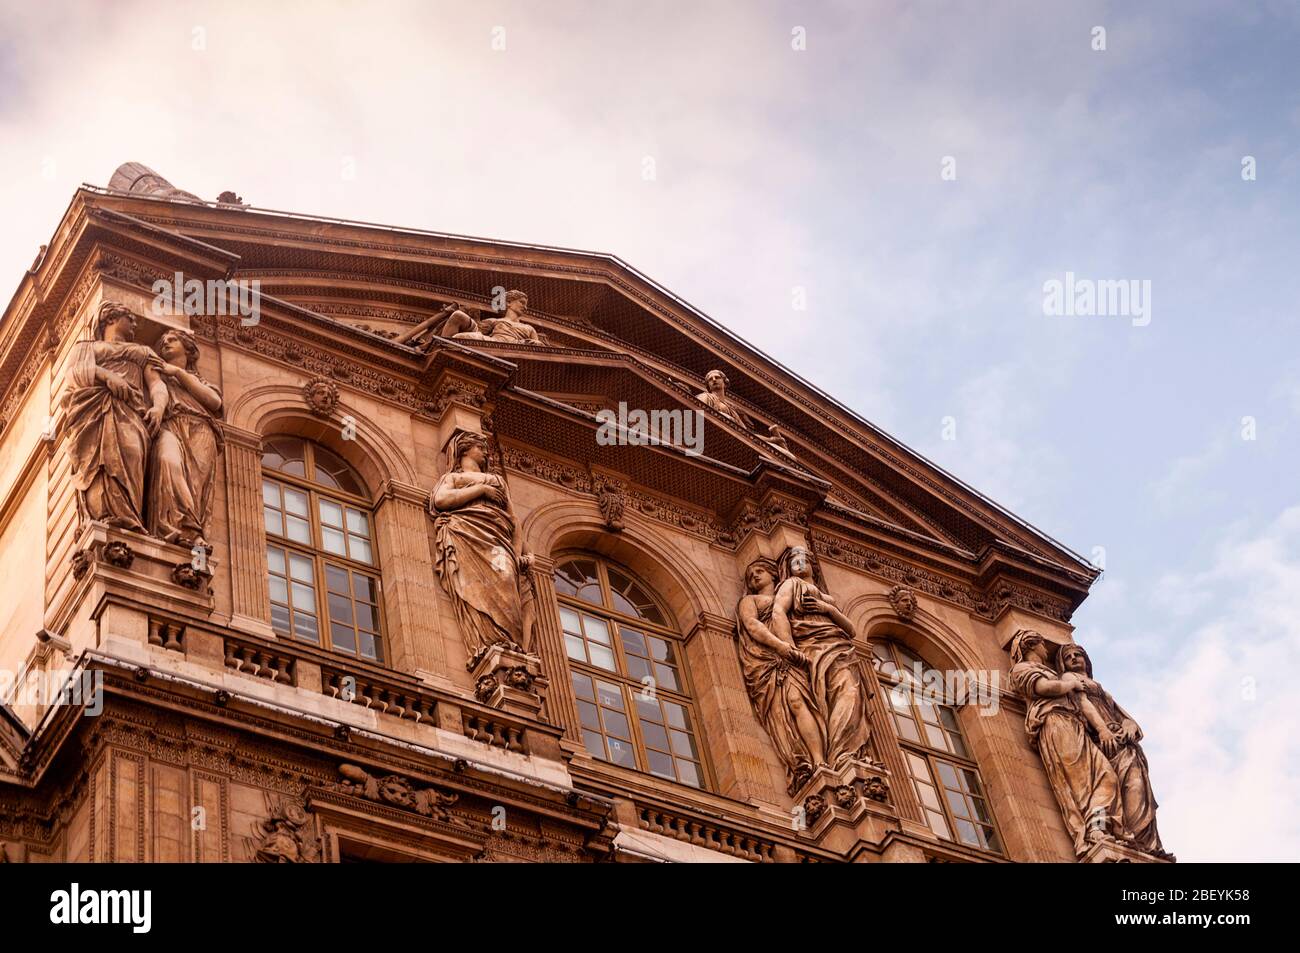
[0,165,1168,863]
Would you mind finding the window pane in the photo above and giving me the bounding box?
[345,508,368,536]
[610,590,640,619]
[328,593,354,624]
[354,575,377,603]
[312,445,365,495]
[571,672,594,702]
[654,663,680,692]
[647,749,674,779]
[289,554,313,582]
[626,655,651,681]
[607,737,636,768]
[670,730,697,759]
[286,515,311,544]
[266,546,285,575]
[582,730,605,760]
[595,681,623,710]
[360,632,382,663]
[936,761,960,790]
[349,536,372,564]
[588,644,616,671]
[292,614,318,641]
[894,714,921,742]
[559,606,582,635]
[270,604,290,633]
[269,577,288,605]
[331,622,357,654]
[319,499,343,527]
[581,616,611,645]
[577,700,601,731]
[564,634,586,661]
[263,508,283,536]
[927,810,951,840]
[620,628,647,657]
[648,638,673,662]
[662,702,687,730]
[284,488,308,517]
[603,711,631,742]
[955,819,981,847]
[355,603,376,632]
[640,721,669,750]
[262,481,280,506]
[677,761,701,788]
[291,582,315,609]
[322,527,346,555]
[325,564,349,594]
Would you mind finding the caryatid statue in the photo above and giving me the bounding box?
[736,558,823,794]
[767,545,873,772]
[147,328,224,549]
[65,303,169,533]
[1009,630,1124,856]
[430,431,536,667]
[1057,643,1169,858]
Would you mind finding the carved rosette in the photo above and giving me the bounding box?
[302,377,340,417]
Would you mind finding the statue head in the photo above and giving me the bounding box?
[704,369,729,395]
[779,545,816,584]
[450,431,490,473]
[95,302,137,342]
[157,328,199,371]
[1009,629,1051,666]
[743,558,778,595]
[1057,643,1093,678]
[503,290,528,317]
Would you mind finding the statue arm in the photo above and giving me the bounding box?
[739,598,799,660]
[173,369,224,414]
[431,474,486,511]
[394,305,454,345]
[769,581,795,643]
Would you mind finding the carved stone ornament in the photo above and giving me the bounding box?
[468,642,548,717]
[171,562,210,591]
[887,584,918,621]
[803,793,827,825]
[595,481,626,532]
[253,798,319,863]
[862,776,890,802]
[103,540,135,569]
[70,550,92,580]
[302,376,340,417]
[328,763,459,822]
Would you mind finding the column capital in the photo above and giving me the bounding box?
[686,610,735,645]
[221,424,262,452]
[378,479,429,507]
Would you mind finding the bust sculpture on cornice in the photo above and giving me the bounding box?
[695,369,751,430]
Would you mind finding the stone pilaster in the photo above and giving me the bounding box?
[373,480,447,681]
[684,611,785,810]
[222,425,273,637]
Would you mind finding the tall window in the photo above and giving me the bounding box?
[554,555,706,789]
[870,640,1002,853]
[262,436,384,663]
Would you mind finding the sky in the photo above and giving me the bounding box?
[1,0,1297,861]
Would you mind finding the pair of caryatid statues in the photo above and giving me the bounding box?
[429,430,538,669]
[1010,630,1169,859]
[736,549,874,795]
[66,302,225,550]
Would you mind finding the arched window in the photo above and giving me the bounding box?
[554,555,706,789]
[870,640,1002,853]
[261,436,384,663]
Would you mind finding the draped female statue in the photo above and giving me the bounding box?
[430,431,534,666]
[1058,643,1168,857]
[768,545,872,771]
[1009,630,1123,855]
[147,329,224,548]
[736,558,823,793]
[65,303,169,533]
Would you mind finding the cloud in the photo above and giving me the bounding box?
[1127,506,1300,861]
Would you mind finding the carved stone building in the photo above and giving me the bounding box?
[0,164,1168,863]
